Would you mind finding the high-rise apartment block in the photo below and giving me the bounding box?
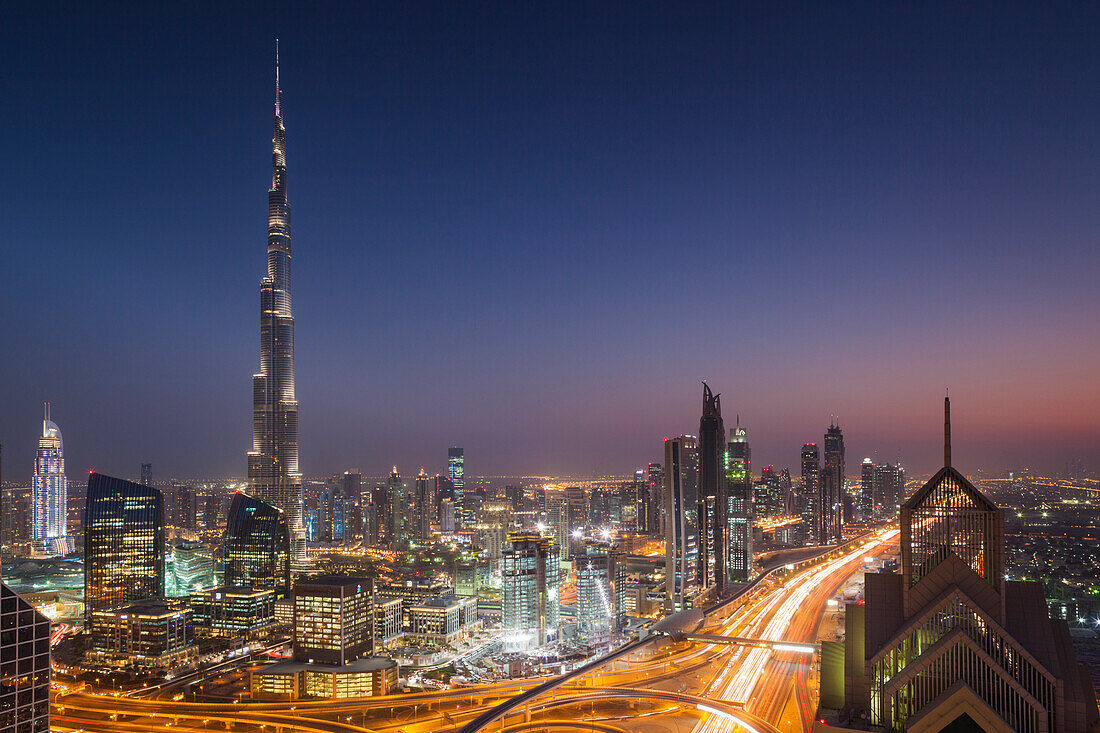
[800,443,822,544]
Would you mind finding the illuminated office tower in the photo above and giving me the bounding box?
[247,44,305,556]
[825,397,1100,732]
[412,469,432,543]
[575,540,626,650]
[224,491,290,600]
[0,581,50,733]
[821,421,845,543]
[697,383,727,593]
[171,484,197,529]
[293,577,374,664]
[33,403,71,555]
[385,467,404,544]
[663,434,699,611]
[83,473,164,618]
[800,442,822,544]
[725,419,753,583]
[501,533,560,651]
[859,458,874,520]
[448,447,464,503]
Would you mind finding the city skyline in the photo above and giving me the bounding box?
[2,3,1099,480]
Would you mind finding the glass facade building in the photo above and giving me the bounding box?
[575,540,626,650]
[501,533,560,651]
[663,434,698,611]
[447,447,464,503]
[0,581,50,733]
[83,472,164,618]
[725,420,753,583]
[223,491,290,600]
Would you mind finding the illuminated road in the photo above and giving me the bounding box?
[54,528,897,733]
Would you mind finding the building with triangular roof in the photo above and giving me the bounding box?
[816,397,1099,732]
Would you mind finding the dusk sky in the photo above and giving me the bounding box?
[2,2,1098,482]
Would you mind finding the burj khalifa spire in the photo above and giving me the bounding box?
[248,41,303,544]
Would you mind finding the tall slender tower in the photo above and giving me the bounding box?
[33,402,70,555]
[697,383,727,594]
[725,417,753,583]
[248,42,304,546]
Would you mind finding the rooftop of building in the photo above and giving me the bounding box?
[253,656,398,675]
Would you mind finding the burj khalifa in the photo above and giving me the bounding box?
[247,42,304,547]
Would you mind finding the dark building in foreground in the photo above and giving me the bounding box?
[223,491,290,600]
[817,398,1100,733]
[83,472,164,618]
[0,582,50,733]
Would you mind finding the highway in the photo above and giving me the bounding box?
[53,528,898,733]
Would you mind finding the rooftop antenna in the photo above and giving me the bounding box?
[944,389,952,468]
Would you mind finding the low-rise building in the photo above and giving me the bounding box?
[87,599,194,667]
[252,657,398,699]
[405,595,479,646]
[190,585,276,638]
[374,597,402,646]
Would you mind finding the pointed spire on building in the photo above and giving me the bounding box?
[944,390,952,468]
[274,38,281,117]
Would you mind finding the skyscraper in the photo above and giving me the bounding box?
[83,473,164,618]
[224,491,291,600]
[501,533,560,651]
[0,581,50,733]
[859,457,874,521]
[725,418,753,583]
[140,463,152,487]
[247,43,304,551]
[664,434,699,611]
[33,403,70,555]
[822,421,845,543]
[800,442,821,544]
[385,467,404,544]
[697,383,727,594]
[412,469,432,543]
[646,462,663,536]
[448,447,465,504]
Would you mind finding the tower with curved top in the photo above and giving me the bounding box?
[33,402,71,555]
